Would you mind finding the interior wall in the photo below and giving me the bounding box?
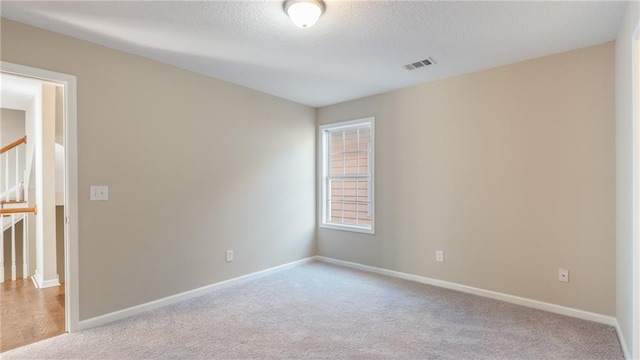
[0,108,27,198]
[55,86,63,146]
[615,1,640,358]
[0,19,316,320]
[318,42,615,316]
[0,108,26,147]
[55,87,64,204]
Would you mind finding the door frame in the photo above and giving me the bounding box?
[631,24,640,359]
[1,61,79,332]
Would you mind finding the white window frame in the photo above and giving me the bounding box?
[318,117,375,234]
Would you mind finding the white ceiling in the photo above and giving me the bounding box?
[0,1,628,107]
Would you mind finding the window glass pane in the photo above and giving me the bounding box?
[358,153,368,174]
[343,152,357,175]
[329,128,371,177]
[342,179,356,201]
[328,178,371,227]
[330,131,344,176]
[359,128,370,140]
[330,155,344,175]
[330,131,344,147]
[357,179,368,192]
[344,130,358,152]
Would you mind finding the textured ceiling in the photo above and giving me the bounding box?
[0,1,628,107]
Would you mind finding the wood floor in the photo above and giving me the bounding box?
[0,277,65,352]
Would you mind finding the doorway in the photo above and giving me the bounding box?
[0,62,79,350]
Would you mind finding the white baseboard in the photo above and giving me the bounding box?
[614,320,632,360]
[32,269,60,288]
[41,278,61,288]
[78,253,625,350]
[33,269,42,288]
[316,256,617,326]
[78,256,316,331]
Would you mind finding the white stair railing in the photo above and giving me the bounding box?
[1,136,26,203]
[0,136,32,282]
[0,209,34,282]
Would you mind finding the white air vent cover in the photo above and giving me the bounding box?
[404,57,436,70]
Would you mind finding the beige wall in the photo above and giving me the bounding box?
[318,42,616,316]
[615,1,640,358]
[0,108,26,192]
[0,108,26,147]
[1,19,316,319]
[55,86,63,146]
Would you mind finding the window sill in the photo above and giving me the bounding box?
[319,223,375,235]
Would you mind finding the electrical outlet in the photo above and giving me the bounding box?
[558,268,569,283]
[226,250,234,262]
[90,186,109,201]
[436,250,444,262]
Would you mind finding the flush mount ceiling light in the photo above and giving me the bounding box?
[284,0,325,28]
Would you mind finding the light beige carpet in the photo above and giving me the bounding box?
[3,261,623,359]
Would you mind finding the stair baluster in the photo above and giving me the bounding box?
[23,215,27,279]
[0,212,4,283]
[3,148,7,202]
[0,145,3,283]
[11,214,16,281]
[0,136,31,283]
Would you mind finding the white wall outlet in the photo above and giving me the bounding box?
[226,250,234,262]
[558,268,569,283]
[436,250,444,262]
[90,186,109,201]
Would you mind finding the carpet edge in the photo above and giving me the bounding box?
[316,256,617,326]
[77,256,317,331]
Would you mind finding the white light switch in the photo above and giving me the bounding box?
[90,186,109,201]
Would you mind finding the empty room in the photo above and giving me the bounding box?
[0,1,638,359]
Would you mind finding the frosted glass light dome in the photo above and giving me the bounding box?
[285,0,325,28]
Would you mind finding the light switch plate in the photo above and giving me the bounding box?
[90,186,109,201]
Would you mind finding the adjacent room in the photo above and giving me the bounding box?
[0,1,638,359]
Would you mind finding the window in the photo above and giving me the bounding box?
[319,117,374,234]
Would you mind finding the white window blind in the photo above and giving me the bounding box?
[319,118,374,234]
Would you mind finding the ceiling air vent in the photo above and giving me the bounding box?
[404,57,436,70]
